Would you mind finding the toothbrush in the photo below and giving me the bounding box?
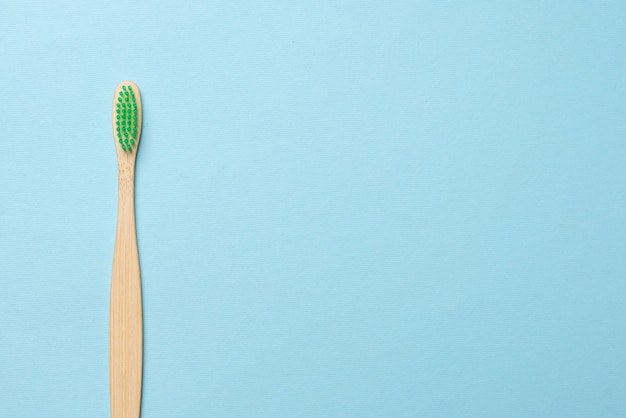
[109,81,143,417]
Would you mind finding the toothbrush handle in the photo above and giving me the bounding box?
[109,168,142,418]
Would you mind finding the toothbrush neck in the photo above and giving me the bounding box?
[117,159,135,186]
[117,160,136,214]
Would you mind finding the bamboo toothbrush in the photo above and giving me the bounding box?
[109,81,143,418]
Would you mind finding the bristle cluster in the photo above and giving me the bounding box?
[115,85,138,151]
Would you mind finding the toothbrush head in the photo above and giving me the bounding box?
[112,81,142,154]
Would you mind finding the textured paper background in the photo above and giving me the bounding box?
[1,1,626,417]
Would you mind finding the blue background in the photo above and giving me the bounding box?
[1,1,626,417]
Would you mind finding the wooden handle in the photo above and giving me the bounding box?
[109,163,142,417]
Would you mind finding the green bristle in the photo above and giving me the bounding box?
[115,85,138,152]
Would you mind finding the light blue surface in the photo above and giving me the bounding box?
[1,1,626,417]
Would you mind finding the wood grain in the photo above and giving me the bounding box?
[109,81,143,418]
